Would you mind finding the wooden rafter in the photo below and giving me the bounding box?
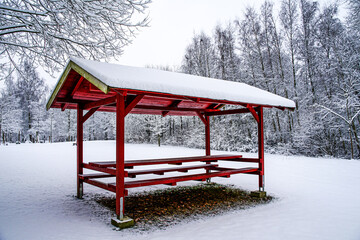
[83,96,116,110]
[125,94,144,116]
[71,76,84,96]
[134,105,202,113]
[162,100,182,117]
[205,107,255,116]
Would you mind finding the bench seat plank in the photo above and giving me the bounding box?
[79,173,114,179]
[127,164,218,178]
[89,154,243,168]
[107,167,258,189]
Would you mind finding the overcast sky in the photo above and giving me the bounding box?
[39,0,347,88]
[117,0,347,68]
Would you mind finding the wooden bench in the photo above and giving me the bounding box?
[87,154,243,168]
[81,154,260,193]
[80,164,218,178]
[127,164,218,178]
[111,167,258,188]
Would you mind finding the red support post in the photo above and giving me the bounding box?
[77,104,84,198]
[258,107,264,191]
[205,115,211,182]
[205,115,210,156]
[115,93,126,220]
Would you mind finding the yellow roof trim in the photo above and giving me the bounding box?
[46,61,109,110]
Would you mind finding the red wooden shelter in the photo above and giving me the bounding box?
[47,57,295,227]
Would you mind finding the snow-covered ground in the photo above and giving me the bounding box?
[0,141,359,240]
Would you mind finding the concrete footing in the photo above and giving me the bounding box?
[111,216,135,229]
[250,191,267,198]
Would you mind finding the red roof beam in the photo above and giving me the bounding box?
[205,107,258,116]
[134,104,204,113]
[83,95,117,110]
[162,100,182,117]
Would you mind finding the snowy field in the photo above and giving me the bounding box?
[0,141,359,240]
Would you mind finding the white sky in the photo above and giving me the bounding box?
[116,0,347,68]
[31,0,349,88]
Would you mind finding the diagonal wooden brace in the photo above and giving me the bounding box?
[196,112,208,125]
[247,104,259,123]
[125,94,144,116]
[82,107,100,123]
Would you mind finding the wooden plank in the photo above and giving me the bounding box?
[121,167,258,188]
[134,104,202,113]
[127,164,218,178]
[220,157,260,163]
[125,154,241,167]
[162,100,182,117]
[88,154,243,168]
[205,107,256,116]
[211,166,260,174]
[79,173,114,179]
[83,179,116,193]
[83,163,117,175]
[83,95,116,110]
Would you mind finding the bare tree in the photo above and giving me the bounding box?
[0,0,150,78]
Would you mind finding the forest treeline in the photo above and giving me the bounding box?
[1,0,359,159]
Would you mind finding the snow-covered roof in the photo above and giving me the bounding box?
[47,57,295,111]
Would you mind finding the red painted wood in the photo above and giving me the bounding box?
[134,104,203,112]
[88,154,243,168]
[79,173,114,179]
[205,107,257,116]
[61,103,69,111]
[115,93,126,219]
[196,112,208,125]
[247,104,260,123]
[220,157,260,163]
[205,116,210,156]
[258,107,264,191]
[71,76,84,96]
[83,95,116,110]
[123,167,258,188]
[82,163,117,175]
[125,94,144,116]
[127,164,218,178]
[52,70,275,219]
[162,100,182,117]
[76,105,83,198]
[83,179,116,193]
[81,107,99,123]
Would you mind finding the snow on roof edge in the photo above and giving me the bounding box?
[49,57,296,110]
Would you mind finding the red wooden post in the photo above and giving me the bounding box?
[77,104,84,198]
[205,115,211,182]
[116,93,126,220]
[205,115,210,156]
[258,107,264,191]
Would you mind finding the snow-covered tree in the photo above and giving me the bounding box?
[182,32,216,78]
[0,77,22,144]
[14,60,47,142]
[346,0,360,35]
[0,0,150,78]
